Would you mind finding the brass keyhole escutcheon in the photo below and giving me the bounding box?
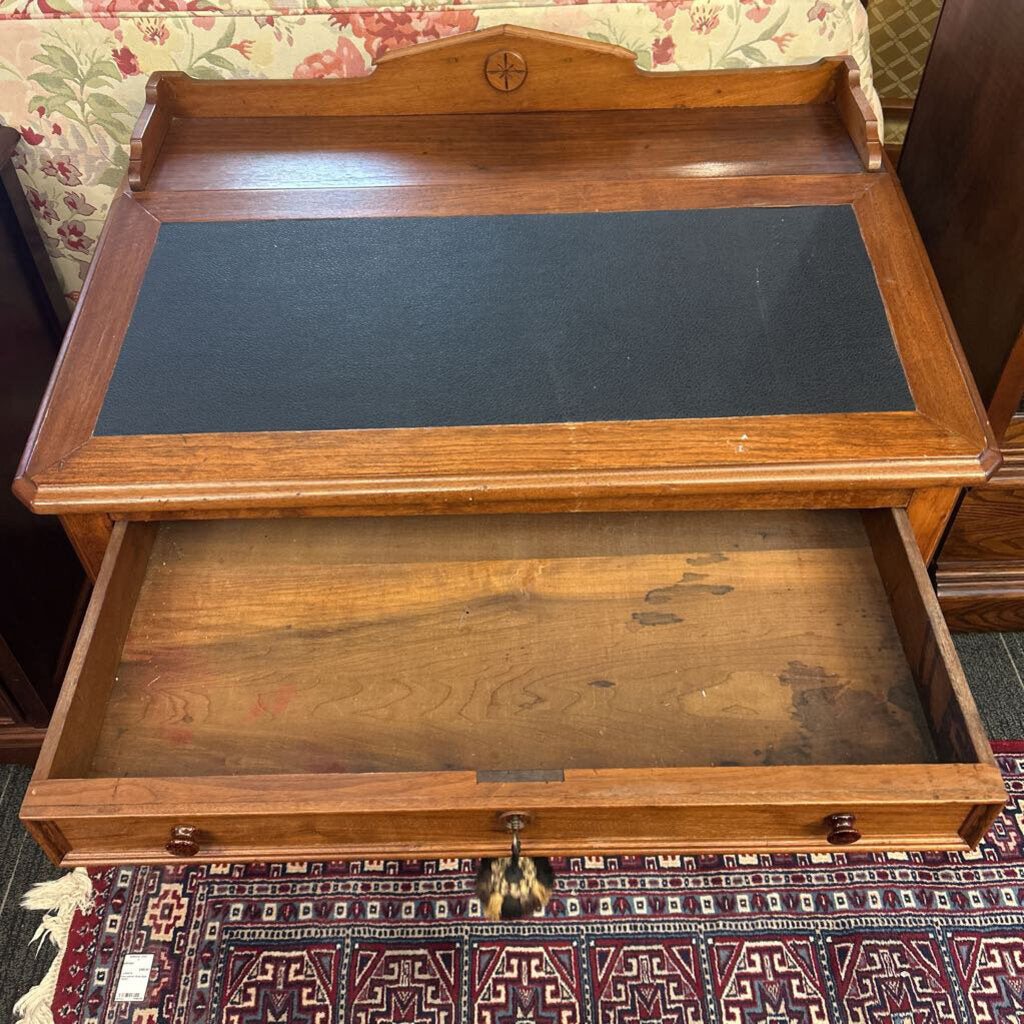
[499,811,531,857]
[485,50,527,92]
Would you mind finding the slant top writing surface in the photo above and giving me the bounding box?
[95,206,911,436]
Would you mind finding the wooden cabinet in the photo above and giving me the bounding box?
[0,126,85,763]
[896,0,1024,630]
[14,27,1006,864]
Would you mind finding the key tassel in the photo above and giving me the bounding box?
[474,823,554,920]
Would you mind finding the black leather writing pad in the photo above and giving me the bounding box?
[95,207,912,436]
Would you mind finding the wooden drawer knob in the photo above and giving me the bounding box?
[166,825,200,857]
[825,813,861,846]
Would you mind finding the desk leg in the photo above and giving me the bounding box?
[60,513,113,581]
[907,487,961,566]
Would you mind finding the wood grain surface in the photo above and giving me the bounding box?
[21,413,992,519]
[146,106,863,193]
[24,757,1004,865]
[24,771,999,866]
[938,480,1024,631]
[128,31,857,144]
[134,174,873,222]
[57,513,112,581]
[123,33,877,186]
[897,2,1024,413]
[34,521,155,782]
[86,510,935,779]
[905,487,961,566]
[901,1,1024,627]
[938,414,1024,631]
[863,509,994,770]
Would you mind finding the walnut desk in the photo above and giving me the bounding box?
[15,27,1006,866]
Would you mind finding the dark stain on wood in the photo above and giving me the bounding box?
[686,552,729,566]
[631,611,683,626]
[778,660,840,689]
[886,682,921,714]
[645,572,734,604]
[589,679,615,688]
[776,659,938,765]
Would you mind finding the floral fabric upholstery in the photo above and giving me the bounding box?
[0,0,877,301]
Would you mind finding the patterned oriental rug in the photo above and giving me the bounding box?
[17,742,1024,1024]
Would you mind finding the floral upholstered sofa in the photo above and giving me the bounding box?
[0,0,877,301]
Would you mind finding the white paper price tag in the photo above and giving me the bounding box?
[114,954,154,1002]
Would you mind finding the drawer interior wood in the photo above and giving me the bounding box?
[44,509,983,781]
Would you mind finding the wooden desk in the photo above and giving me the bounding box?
[15,27,1005,866]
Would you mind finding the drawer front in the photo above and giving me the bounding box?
[25,762,1003,867]
[29,802,993,867]
[23,508,1006,866]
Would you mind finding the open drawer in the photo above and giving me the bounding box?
[23,507,1005,866]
